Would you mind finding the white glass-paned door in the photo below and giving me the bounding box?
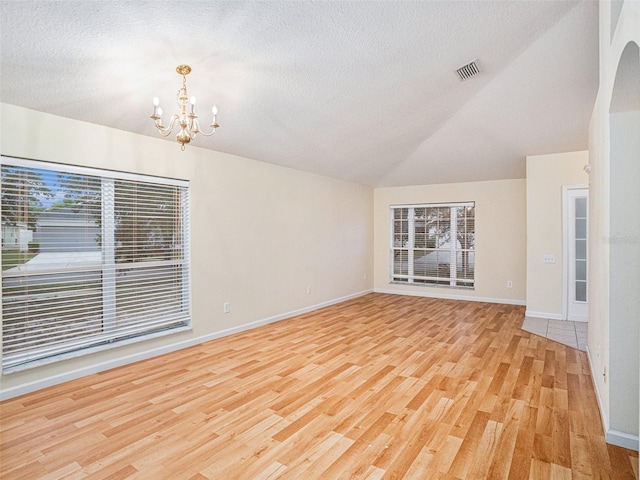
[566,188,588,321]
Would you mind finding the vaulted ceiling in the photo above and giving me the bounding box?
[0,1,599,187]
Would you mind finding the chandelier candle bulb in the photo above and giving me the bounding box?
[152,97,160,116]
[212,104,218,127]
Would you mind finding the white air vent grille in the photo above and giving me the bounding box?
[456,60,480,81]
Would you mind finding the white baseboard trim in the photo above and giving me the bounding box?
[524,310,565,320]
[586,345,610,438]
[0,289,373,401]
[606,429,639,451]
[374,288,525,306]
[586,346,639,451]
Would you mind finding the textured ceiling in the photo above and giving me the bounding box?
[0,1,599,187]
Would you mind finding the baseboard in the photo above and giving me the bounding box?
[0,289,373,401]
[524,310,564,320]
[606,429,639,451]
[374,288,525,306]
[586,345,610,438]
[586,346,639,451]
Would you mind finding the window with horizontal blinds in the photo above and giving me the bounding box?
[390,202,475,287]
[1,157,191,372]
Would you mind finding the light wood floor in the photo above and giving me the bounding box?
[1,293,637,479]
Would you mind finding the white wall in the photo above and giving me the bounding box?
[525,151,589,319]
[0,103,374,399]
[373,179,526,304]
[609,110,640,441]
[588,0,640,451]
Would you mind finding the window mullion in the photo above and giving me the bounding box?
[102,178,116,332]
[449,207,457,286]
[181,187,190,313]
[408,208,415,283]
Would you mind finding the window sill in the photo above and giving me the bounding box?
[2,325,192,374]
[389,281,475,291]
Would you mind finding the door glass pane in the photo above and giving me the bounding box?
[576,280,587,302]
[576,259,587,281]
[575,197,587,218]
[576,239,586,260]
[573,195,587,304]
[575,218,587,239]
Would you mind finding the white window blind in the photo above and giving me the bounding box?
[1,157,191,372]
[390,202,475,287]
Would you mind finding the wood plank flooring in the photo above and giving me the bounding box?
[1,293,638,479]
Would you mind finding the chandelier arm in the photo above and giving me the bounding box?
[199,129,218,137]
[157,129,175,138]
[155,115,180,137]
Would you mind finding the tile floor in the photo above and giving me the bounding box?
[521,317,588,351]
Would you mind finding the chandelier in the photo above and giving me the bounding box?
[150,65,220,150]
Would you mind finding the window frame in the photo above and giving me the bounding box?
[1,156,192,372]
[389,202,475,288]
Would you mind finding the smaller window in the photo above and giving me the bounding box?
[390,202,475,287]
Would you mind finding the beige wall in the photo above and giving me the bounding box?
[525,151,589,318]
[588,0,640,450]
[373,179,526,304]
[0,103,374,398]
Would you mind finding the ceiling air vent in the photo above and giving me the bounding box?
[455,60,480,81]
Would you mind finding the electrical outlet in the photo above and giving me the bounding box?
[223,302,230,314]
[507,280,513,288]
[306,286,311,295]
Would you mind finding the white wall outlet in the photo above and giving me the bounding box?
[543,254,556,264]
[223,302,230,314]
[507,280,513,288]
[306,286,311,294]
